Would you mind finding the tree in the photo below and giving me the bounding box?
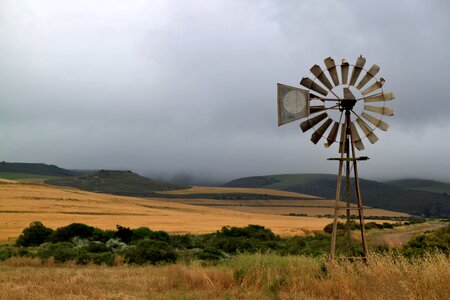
[15,221,53,247]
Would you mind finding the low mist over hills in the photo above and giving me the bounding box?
[224,174,450,218]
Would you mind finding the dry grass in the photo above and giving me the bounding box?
[0,181,333,242]
[0,253,448,299]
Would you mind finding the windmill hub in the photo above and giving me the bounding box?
[339,99,357,111]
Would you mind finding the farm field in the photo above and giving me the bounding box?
[157,186,409,217]
[0,180,334,243]
[160,185,319,198]
[159,198,408,217]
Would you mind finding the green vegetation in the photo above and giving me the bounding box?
[46,170,186,196]
[224,174,450,218]
[0,172,60,182]
[0,162,79,177]
[402,225,450,257]
[3,221,448,266]
[386,178,450,195]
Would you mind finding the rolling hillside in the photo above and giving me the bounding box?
[386,179,450,194]
[46,170,185,195]
[224,174,450,218]
[0,162,80,177]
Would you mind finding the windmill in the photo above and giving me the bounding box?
[277,56,395,259]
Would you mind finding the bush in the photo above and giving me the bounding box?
[217,225,277,241]
[76,251,116,265]
[402,224,450,257]
[115,225,133,243]
[323,221,360,234]
[281,233,331,256]
[15,221,53,247]
[51,223,96,242]
[131,227,170,242]
[382,222,394,229]
[197,247,225,260]
[124,240,177,264]
[0,245,14,261]
[85,241,110,253]
[38,242,78,262]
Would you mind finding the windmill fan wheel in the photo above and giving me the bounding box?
[278,55,396,153]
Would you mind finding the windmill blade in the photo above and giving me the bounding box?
[311,118,333,144]
[355,117,379,144]
[356,64,380,90]
[361,78,385,95]
[300,77,328,96]
[341,59,349,85]
[300,112,328,132]
[350,122,365,150]
[310,105,326,114]
[349,56,366,86]
[361,112,389,131]
[310,65,333,90]
[324,57,339,86]
[364,92,395,103]
[324,121,340,148]
[339,123,347,154]
[364,105,395,116]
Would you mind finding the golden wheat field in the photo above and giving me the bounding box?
[159,198,408,217]
[160,186,320,198]
[0,180,411,242]
[0,181,334,242]
[0,253,449,300]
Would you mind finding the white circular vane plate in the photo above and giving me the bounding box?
[283,90,307,114]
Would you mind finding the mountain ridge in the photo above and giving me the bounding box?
[223,174,450,218]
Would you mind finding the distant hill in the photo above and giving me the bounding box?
[386,179,450,195]
[0,162,79,177]
[223,174,450,218]
[46,170,186,196]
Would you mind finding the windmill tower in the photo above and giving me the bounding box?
[277,56,395,259]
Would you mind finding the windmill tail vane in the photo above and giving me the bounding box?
[277,55,396,260]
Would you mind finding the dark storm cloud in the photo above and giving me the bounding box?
[0,0,449,183]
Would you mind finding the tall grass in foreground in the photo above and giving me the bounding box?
[0,253,448,299]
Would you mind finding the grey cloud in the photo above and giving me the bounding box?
[0,0,449,183]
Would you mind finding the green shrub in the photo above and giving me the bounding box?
[76,251,116,265]
[91,228,114,242]
[51,223,96,242]
[207,236,261,254]
[197,247,226,260]
[323,221,360,234]
[131,227,170,242]
[38,242,78,262]
[115,225,133,243]
[124,240,177,264]
[0,245,14,261]
[281,233,331,256]
[217,225,277,241]
[169,234,203,249]
[15,221,53,247]
[382,222,394,229]
[85,241,110,253]
[402,224,450,257]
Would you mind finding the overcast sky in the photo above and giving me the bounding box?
[0,0,449,184]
